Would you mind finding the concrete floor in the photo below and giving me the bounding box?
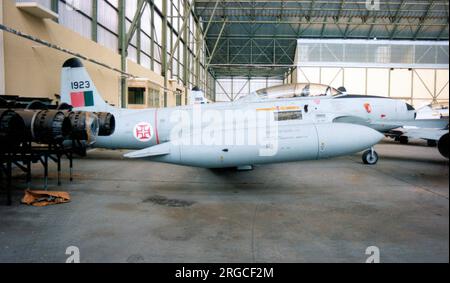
[0,140,448,263]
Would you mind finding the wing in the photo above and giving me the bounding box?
[334,116,448,132]
[398,128,448,141]
[333,116,404,131]
[124,142,171,159]
[392,119,448,129]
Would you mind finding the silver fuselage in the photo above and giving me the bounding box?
[95,95,415,150]
[60,59,414,168]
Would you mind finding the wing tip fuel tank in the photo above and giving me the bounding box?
[315,123,384,159]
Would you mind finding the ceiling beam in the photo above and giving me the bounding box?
[125,0,147,48]
[206,19,228,66]
[195,0,448,82]
[306,0,315,22]
[413,0,436,39]
[390,0,416,39]
[337,0,345,21]
[200,20,446,27]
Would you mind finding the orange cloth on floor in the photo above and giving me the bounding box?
[22,190,71,207]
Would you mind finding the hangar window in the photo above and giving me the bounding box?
[176,91,183,106]
[148,89,160,108]
[275,111,303,121]
[128,87,145,105]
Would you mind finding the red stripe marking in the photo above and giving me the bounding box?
[154,109,160,145]
[70,92,85,107]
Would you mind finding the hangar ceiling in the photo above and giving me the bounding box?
[194,0,450,79]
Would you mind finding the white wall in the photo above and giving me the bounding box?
[294,39,449,107]
[296,39,449,69]
[295,66,449,107]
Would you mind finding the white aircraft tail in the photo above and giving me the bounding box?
[190,87,208,105]
[60,58,116,112]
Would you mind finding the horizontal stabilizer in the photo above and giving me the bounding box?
[334,115,448,130]
[369,119,448,129]
[124,143,171,159]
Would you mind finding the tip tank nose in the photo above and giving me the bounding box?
[316,123,384,158]
[358,124,385,145]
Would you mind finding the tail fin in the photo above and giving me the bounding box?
[60,58,115,112]
[189,86,208,105]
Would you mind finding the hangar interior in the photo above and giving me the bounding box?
[1,0,217,108]
[1,0,448,106]
[0,0,449,263]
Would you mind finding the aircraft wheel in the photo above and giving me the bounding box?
[362,150,379,165]
[427,140,437,147]
[399,136,409,144]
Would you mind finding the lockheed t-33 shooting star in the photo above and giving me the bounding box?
[59,58,419,169]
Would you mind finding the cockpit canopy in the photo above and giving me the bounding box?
[256,83,343,99]
[430,102,449,110]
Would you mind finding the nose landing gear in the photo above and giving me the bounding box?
[362,147,379,165]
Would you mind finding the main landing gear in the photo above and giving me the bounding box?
[399,136,409,144]
[362,147,379,165]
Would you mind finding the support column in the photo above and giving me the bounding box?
[433,69,437,103]
[411,68,414,105]
[195,25,201,87]
[183,0,190,105]
[150,4,155,71]
[137,16,141,65]
[92,0,98,42]
[161,0,168,107]
[119,0,127,108]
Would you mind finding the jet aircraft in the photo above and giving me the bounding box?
[59,58,420,168]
